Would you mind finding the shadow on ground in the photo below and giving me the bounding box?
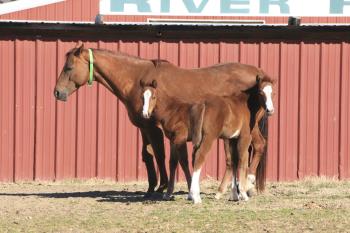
[0,190,189,203]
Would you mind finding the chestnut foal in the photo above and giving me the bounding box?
[141,77,274,203]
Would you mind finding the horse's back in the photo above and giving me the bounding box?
[152,61,266,102]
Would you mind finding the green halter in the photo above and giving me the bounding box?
[88,49,94,86]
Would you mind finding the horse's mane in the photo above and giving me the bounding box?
[150,59,170,67]
[66,48,171,67]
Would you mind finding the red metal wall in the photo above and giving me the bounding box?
[0,0,349,182]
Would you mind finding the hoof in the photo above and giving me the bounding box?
[189,192,202,204]
[247,174,256,191]
[247,188,256,197]
[215,192,223,200]
[229,190,239,202]
[239,192,249,202]
[187,194,193,201]
[156,184,167,193]
[229,184,239,202]
[192,196,202,204]
[163,193,175,201]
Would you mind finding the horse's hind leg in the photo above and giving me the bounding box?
[248,109,267,195]
[190,135,215,204]
[237,133,252,201]
[144,127,168,193]
[216,139,233,199]
[248,127,266,195]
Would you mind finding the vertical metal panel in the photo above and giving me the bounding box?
[35,40,57,180]
[339,43,350,179]
[14,39,36,181]
[278,42,300,181]
[0,39,15,182]
[319,43,341,177]
[298,43,321,178]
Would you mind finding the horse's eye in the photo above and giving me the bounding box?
[65,66,73,71]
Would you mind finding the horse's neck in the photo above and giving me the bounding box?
[154,94,189,125]
[93,50,152,102]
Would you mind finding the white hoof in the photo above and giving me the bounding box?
[247,188,256,197]
[193,196,202,204]
[247,174,256,191]
[190,192,202,204]
[239,192,249,201]
[215,192,223,200]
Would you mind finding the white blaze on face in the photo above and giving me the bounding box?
[142,89,152,118]
[262,85,274,114]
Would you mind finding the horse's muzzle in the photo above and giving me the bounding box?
[142,112,150,119]
[267,109,274,115]
[54,89,68,101]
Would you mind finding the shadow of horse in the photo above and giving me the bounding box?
[0,190,189,203]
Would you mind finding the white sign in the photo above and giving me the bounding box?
[0,0,64,15]
[100,0,350,16]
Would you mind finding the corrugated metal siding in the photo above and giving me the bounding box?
[1,38,349,182]
[1,0,350,24]
[0,0,350,182]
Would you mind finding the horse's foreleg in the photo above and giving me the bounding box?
[177,143,191,192]
[140,130,158,197]
[237,134,252,201]
[163,143,180,200]
[190,135,215,204]
[144,127,168,194]
[216,139,233,199]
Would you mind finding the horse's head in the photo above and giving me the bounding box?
[140,79,158,119]
[257,76,275,115]
[54,44,91,101]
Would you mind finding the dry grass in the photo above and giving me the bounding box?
[0,177,349,233]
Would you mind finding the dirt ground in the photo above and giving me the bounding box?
[0,177,349,233]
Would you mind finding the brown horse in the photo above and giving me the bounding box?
[54,45,272,197]
[141,77,274,203]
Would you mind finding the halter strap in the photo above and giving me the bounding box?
[88,48,94,86]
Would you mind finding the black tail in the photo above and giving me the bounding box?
[255,112,268,192]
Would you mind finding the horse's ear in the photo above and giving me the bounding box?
[74,44,84,57]
[151,80,157,88]
[256,75,262,84]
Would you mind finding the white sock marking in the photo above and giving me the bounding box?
[191,169,201,196]
[262,85,274,113]
[230,129,240,138]
[142,89,152,118]
[190,169,202,203]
